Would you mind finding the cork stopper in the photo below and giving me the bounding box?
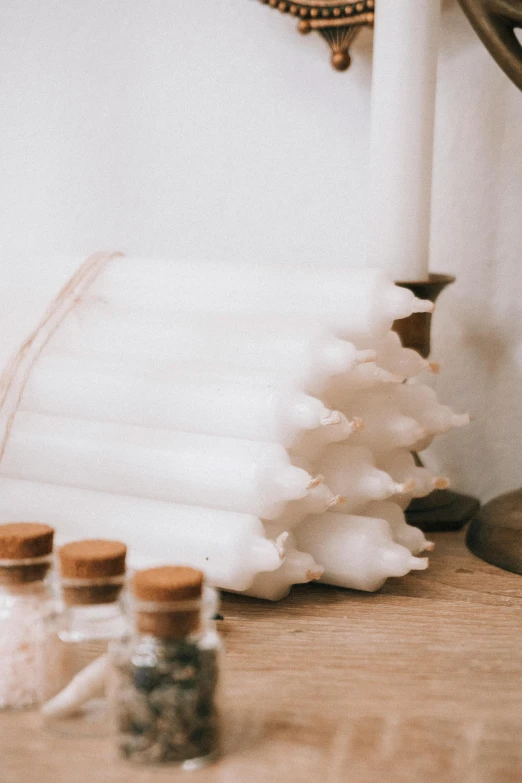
[0,522,54,585]
[133,566,204,639]
[58,539,127,605]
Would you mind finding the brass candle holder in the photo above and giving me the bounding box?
[392,274,480,533]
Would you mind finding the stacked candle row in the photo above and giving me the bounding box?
[0,259,468,599]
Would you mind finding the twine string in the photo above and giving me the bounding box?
[0,251,123,462]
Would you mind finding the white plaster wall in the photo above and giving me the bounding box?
[0,0,520,502]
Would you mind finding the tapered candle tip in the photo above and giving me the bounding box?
[320,410,342,427]
[275,532,290,557]
[453,413,471,427]
[412,298,434,313]
[409,556,429,571]
[307,475,325,490]
[394,479,415,494]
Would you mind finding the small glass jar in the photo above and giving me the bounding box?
[0,522,56,711]
[41,539,128,736]
[110,566,220,769]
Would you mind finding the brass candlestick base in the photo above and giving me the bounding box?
[392,274,480,533]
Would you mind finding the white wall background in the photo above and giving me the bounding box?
[0,0,520,502]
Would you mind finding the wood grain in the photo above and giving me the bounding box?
[2,530,522,783]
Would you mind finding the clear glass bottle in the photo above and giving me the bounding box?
[41,539,128,736]
[110,566,220,769]
[0,522,56,711]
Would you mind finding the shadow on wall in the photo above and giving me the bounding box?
[426,0,522,502]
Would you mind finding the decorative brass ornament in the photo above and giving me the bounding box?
[257,0,375,71]
[458,0,522,90]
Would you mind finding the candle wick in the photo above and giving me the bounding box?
[306,567,324,581]
[394,479,415,494]
[327,495,347,509]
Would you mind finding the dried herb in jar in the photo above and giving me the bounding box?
[110,566,220,768]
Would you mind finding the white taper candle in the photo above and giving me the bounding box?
[295,513,428,591]
[86,259,432,343]
[377,448,449,498]
[0,413,318,520]
[0,477,282,591]
[243,541,323,601]
[391,384,470,434]
[366,0,441,280]
[374,331,436,377]
[364,500,434,555]
[339,392,426,452]
[316,444,412,513]
[21,355,353,451]
[48,310,370,395]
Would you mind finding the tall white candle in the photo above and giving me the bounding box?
[0,478,283,591]
[0,413,319,520]
[366,0,441,280]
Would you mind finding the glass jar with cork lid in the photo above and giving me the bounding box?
[109,566,221,769]
[0,522,56,711]
[41,539,129,736]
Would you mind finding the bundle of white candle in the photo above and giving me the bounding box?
[0,257,468,599]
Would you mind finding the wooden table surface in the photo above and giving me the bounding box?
[2,529,522,783]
